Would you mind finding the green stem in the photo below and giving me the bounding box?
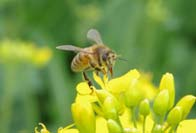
[116,116,123,131]
[65,123,75,129]
[131,107,137,128]
[170,125,177,133]
[143,116,147,133]
[152,122,156,131]
[169,127,174,133]
[156,115,165,125]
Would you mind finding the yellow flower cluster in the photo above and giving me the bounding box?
[35,69,196,133]
[0,39,52,67]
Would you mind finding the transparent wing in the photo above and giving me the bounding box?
[56,45,93,54]
[87,29,103,44]
[56,45,84,52]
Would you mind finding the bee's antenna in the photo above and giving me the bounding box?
[117,57,128,62]
[116,55,128,62]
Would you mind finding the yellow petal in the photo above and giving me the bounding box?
[120,108,132,128]
[93,72,108,89]
[76,82,93,95]
[145,116,154,132]
[96,117,108,133]
[177,120,196,133]
[108,69,140,93]
[72,101,96,133]
[58,127,79,133]
[75,94,98,104]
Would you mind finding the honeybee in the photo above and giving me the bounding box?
[56,29,117,90]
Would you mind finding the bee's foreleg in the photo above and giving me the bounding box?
[82,72,94,94]
[90,62,100,76]
[94,68,101,76]
[95,70,99,76]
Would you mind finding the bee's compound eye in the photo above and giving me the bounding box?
[102,53,108,61]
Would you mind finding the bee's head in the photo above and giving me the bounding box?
[102,51,117,76]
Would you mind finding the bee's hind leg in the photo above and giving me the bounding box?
[82,72,94,94]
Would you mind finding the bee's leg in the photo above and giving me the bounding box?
[94,67,108,86]
[90,62,100,76]
[82,72,94,94]
[94,68,100,76]
[102,68,107,75]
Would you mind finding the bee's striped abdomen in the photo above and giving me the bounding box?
[71,52,91,72]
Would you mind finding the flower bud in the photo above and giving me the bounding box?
[71,101,95,133]
[139,99,150,116]
[124,79,143,107]
[107,119,123,133]
[103,97,118,120]
[96,89,113,103]
[159,73,175,109]
[96,90,123,114]
[167,106,182,126]
[176,95,196,119]
[153,90,169,116]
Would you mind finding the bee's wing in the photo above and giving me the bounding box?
[56,45,85,52]
[87,29,104,44]
[56,45,94,54]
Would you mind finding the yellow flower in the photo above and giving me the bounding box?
[0,39,52,67]
[93,69,157,100]
[71,100,96,133]
[32,47,52,67]
[34,69,196,133]
[74,69,158,131]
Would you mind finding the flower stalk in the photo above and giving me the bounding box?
[131,107,138,128]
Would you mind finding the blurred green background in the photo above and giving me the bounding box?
[0,0,196,132]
